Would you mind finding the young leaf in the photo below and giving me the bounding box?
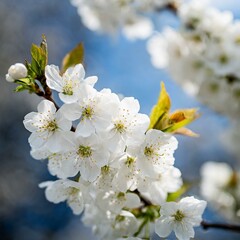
[163,109,199,133]
[149,83,199,136]
[61,43,84,73]
[167,183,190,202]
[149,82,171,130]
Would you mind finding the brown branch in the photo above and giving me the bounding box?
[201,220,240,233]
[156,2,179,15]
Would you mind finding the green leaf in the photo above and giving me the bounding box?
[167,183,191,202]
[14,85,26,92]
[31,44,46,74]
[30,36,48,77]
[149,82,171,130]
[61,43,84,73]
[15,77,33,85]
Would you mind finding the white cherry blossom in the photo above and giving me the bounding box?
[39,179,85,215]
[63,133,110,182]
[106,97,149,152]
[23,100,73,152]
[155,197,207,240]
[132,129,178,178]
[61,86,119,137]
[45,63,97,104]
[138,167,182,205]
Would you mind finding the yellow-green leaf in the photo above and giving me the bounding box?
[30,36,48,76]
[167,183,190,202]
[149,82,171,130]
[163,108,199,133]
[61,43,84,73]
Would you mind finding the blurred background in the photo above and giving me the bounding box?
[1,0,240,239]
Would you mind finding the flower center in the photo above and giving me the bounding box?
[125,156,135,167]
[62,82,73,95]
[82,106,94,120]
[115,215,125,222]
[45,119,58,132]
[144,146,154,157]
[78,145,92,158]
[117,192,125,200]
[102,165,110,173]
[219,54,228,64]
[173,210,185,222]
[114,121,126,134]
[69,187,79,195]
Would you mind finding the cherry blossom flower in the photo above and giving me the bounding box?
[155,197,207,240]
[39,179,86,215]
[45,64,97,104]
[23,100,73,152]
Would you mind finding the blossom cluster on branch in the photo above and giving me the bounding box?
[148,0,240,120]
[6,40,206,240]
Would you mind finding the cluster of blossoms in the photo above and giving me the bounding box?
[8,61,207,239]
[70,0,179,40]
[147,0,240,120]
[201,162,240,221]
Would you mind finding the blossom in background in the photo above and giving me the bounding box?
[155,197,207,240]
[201,161,240,220]
[70,0,179,40]
[6,63,28,82]
[147,0,240,120]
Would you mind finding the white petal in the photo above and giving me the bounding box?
[23,112,39,132]
[59,92,79,104]
[28,132,45,149]
[45,65,63,92]
[155,217,174,238]
[174,222,195,240]
[55,111,72,131]
[125,193,142,209]
[40,180,69,203]
[60,103,82,121]
[67,192,84,215]
[37,100,56,114]
[85,76,98,86]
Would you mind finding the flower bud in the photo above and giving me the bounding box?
[6,63,28,82]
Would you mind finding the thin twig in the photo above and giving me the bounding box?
[156,2,179,15]
[201,220,240,233]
